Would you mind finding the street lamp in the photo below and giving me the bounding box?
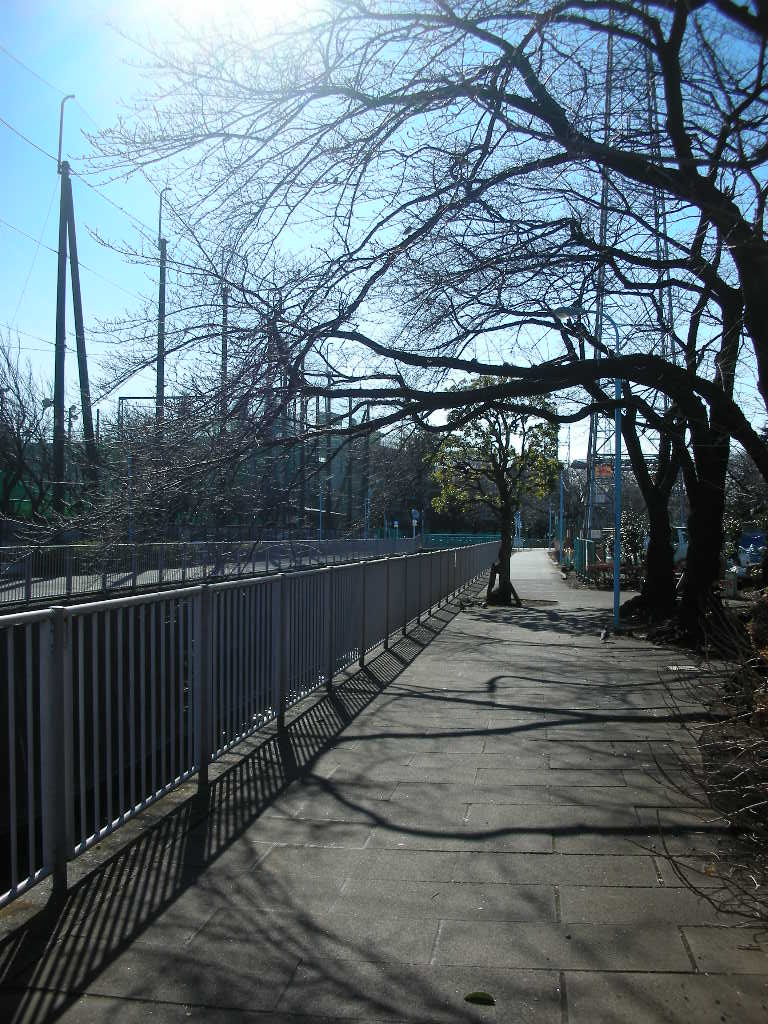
[551,304,622,627]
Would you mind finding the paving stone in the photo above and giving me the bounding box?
[0,992,408,1024]
[351,849,459,881]
[336,878,555,922]
[682,926,768,974]
[277,960,561,1021]
[565,970,768,1023]
[198,906,439,964]
[410,751,549,769]
[366,824,552,853]
[394,781,556,805]
[243,818,374,849]
[434,920,691,971]
[255,844,366,878]
[465,804,641,831]
[15,935,299,1010]
[452,852,660,886]
[559,885,730,924]
[475,768,627,787]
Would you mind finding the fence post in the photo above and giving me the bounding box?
[24,552,33,604]
[428,551,433,615]
[274,575,287,730]
[359,560,367,667]
[402,554,408,636]
[194,586,212,796]
[41,608,74,894]
[384,556,390,651]
[417,551,422,625]
[265,546,270,575]
[326,566,335,692]
[65,549,73,598]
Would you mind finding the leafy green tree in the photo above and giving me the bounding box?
[431,385,559,604]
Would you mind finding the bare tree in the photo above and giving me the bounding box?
[0,336,53,531]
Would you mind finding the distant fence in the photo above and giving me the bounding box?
[425,534,549,552]
[0,541,497,907]
[424,533,500,549]
[0,538,421,608]
[573,537,598,574]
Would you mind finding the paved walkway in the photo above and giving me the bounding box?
[1,550,767,1022]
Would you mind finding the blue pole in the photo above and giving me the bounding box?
[608,314,621,627]
[559,471,564,564]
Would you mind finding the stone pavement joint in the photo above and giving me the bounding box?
[1,549,767,1022]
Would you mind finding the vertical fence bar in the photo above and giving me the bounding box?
[195,586,211,795]
[273,575,286,730]
[384,557,390,651]
[42,609,73,893]
[7,626,17,890]
[25,626,35,878]
[417,552,422,625]
[326,567,335,691]
[117,611,125,823]
[402,555,408,636]
[129,606,136,811]
[359,561,367,667]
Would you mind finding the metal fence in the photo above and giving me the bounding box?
[573,537,598,574]
[0,542,496,906]
[0,538,420,608]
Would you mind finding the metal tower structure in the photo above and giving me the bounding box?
[583,17,616,539]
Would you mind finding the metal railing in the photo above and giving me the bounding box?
[0,541,496,906]
[0,538,421,608]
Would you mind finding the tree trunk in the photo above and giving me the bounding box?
[642,494,676,617]
[494,522,514,604]
[680,427,729,637]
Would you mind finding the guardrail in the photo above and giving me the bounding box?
[0,538,421,608]
[0,541,496,906]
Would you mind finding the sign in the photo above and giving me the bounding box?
[411,508,419,521]
[595,463,613,478]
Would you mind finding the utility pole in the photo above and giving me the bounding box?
[65,168,97,479]
[157,188,170,443]
[53,94,98,508]
[53,154,69,512]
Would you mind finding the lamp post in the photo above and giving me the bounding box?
[551,304,622,626]
[559,469,565,565]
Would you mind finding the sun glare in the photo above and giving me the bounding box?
[112,0,318,35]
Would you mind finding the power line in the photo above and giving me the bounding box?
[69,169,155,235]
[0,108,154,237]
[0,115,57,162]
[0,323,68,349]
[10,182,58,326]
[0,43,65,95]
[0,215,147,301]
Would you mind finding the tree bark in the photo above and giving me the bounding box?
[643,493,676,616]
[494,521,514,604]
[679,424,730,636]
